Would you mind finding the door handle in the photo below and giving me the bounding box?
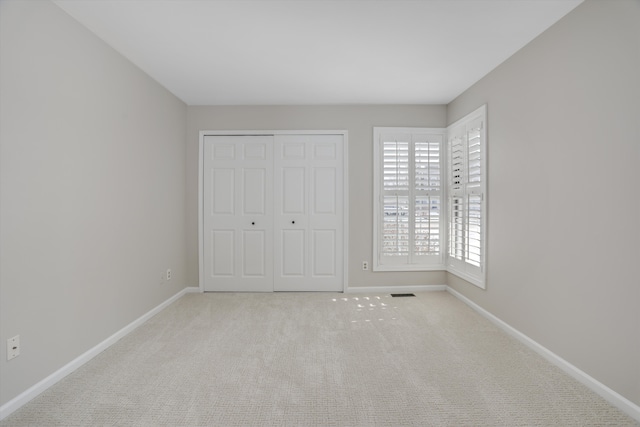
[291,220,295,224]
[251,222,255,225]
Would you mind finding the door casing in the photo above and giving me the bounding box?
[198,130,349,292]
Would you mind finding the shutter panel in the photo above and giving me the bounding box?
[466,192,482,267]
[415,195,439,255]
[373,128,445,271]
[446,105,486,288]
[383,195,409,256]
[449,196,464,260]
[415,140,440,192]
[414,138,441,256]
[467,124,482,184]
[448,132,465,261]
[382,138,410,258]
[450,134,464,193]
[466,119,484,268]
[383,140,409,191]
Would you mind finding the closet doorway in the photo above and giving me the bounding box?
[199,131,348,292]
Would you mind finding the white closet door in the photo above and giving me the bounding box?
[203,135,273,292]
[274,134,344,291]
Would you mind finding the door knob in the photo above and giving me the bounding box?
[251,222,255,225]
[292,221,295,224]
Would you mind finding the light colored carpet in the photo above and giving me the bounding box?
[1,291,637,426]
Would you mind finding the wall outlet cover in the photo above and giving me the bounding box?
[7,335,20,360]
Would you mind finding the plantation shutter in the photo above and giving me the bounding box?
[374,128,445,271]
[446,105,487,288]
[448,132,464,261]
[466,120,484,267]
[382,137,410,258]
[414,136,441,258]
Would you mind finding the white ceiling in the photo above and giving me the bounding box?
[53,0,583,106]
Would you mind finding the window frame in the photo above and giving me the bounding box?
[372,105,487,287]
[446,105,487,288]
[372,127,446,272]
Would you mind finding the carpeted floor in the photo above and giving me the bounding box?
[1,291,638,426]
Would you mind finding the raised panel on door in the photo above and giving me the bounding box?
[243,230,266,276]
[243,168,266,214]
[211,230,234,276]
[281,230,305,277]
[309,136,344,291]
[203,135,273,292]
[274,134,343,291]
[313,167,336,214]
[312,230,336,276]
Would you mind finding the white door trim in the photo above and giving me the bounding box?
[198,130,349,292]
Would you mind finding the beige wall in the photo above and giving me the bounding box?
[0,0,188,406]
[2,0,638,413]
[447,0,640,406]
[187,105,448,288]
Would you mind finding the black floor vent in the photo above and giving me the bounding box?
[391,293,416,297]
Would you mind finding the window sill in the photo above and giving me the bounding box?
[446,267,486,289]
[372,264,446,272]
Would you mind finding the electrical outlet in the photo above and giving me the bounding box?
[362,261,368,270]
[166,269,172,281]
[7,335,19,360]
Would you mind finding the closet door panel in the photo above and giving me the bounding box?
[203,135,273,292]
[203,133,344,292]
[274,134,343,291]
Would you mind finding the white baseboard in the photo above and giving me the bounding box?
[3,285,637,423]
[346,284,447,294]
[0,286,200,421]
[445,286,640,423]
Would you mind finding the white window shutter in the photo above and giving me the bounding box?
[446,106,487,288]
[373,128,445,271]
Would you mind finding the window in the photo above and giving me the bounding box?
[373,128,446,271]
[372,105,487,287]
[446,105,487,288]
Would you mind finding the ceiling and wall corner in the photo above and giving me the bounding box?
[52,0,583,106]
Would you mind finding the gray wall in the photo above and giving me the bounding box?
[186,105,448,289]
[447,0,640,406]
[0,1,188,406]
[2,0,638,413]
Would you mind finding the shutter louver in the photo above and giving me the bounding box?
[446,106,486,288]
[382,139,410,257]
[383,140,409,191]
[383,195,409,256]
[415,196,439,255]
[449,133,465,261]
[414,140,440,255]
[374,129,444,270]
[449,196,464,260]
[466,193,482,267]
[450,135,464,193]
[466,121,483,268]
